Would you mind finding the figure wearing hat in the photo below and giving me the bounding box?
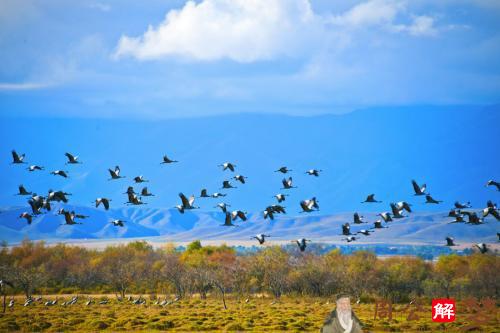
[321,294,364,333]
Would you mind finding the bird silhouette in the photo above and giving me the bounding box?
[161,155,178,164]
[61,211,82,225]
[390,203,406,218]
[11,150,26,164]
[221,180,237,189]
[65,152,81,164]
[108,166,125,180]
[125,193,145,205]
[16,184,32,196]
[219,162,236,172]
[411,180,427,196]
[27,165,44,172]
[483,206,500,220]
[178,193,198,210]
[293,238,310,252]
[300,197,319,212]
[395,201,412,213]
[454,201,471,209]
[47,190,71,203]
[446,209,460,217]
[133,175,149,183]
[214,202,230,213]
[222,212,236,226]
[19,212,33,224]
[231,210,248,221]
[274,193,288,203]
[275,166,292,174]
[305,169,322,177]
[461,211,484,224]
[474,243,488,254]
[373,220,387,229]
[448,215,465,224]
[50,170,69,178]
[252,234,270,245]
[111,219,125,227]
[425,195,442,204]
[95,198,111,210]
[281,177,296,189]
[362,194,381,203]
[353,213,366,224]
[141,187,154,197]
[445,237,457,246]
[233,175,247,184]
[342,236,357,242]
[341,223,352,236]
[378,212,393,222]
[485,180,499,191]
[263,207,275,220]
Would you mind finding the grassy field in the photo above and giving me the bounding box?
[0,295,497,332]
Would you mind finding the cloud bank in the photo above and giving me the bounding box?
[114,0,439,62]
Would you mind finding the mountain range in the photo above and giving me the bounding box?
[1,204,497,246]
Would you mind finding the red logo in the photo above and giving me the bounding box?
[432,299,456,322]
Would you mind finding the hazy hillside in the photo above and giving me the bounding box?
[1,204,497,245]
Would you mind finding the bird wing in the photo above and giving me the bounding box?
[412,180,421,194]
[64,212,72,224]
[237,211,247,221]
[11,150,19,162]
[179,193,190,207]
[225,212,232,225]
[188,195,195,206]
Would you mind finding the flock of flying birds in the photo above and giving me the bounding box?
[8,149,500,253]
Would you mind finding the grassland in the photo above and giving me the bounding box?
[0,295,497,332]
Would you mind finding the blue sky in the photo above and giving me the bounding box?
[1,0,499,118]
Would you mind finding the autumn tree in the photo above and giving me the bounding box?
[250,246,290,299]
[8,240,48,298]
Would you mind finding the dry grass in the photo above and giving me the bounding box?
[0,295,497,332]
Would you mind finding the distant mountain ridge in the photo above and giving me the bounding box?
[0,205,497,245]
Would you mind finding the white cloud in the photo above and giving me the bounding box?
[114,0,444,63]
[329,0,404,27]
[330,0,439,37]
[88,3,111,12]
[0,82,52,90]
[393,15,437,36]
[114,0,322,62]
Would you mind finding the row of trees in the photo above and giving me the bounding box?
[0,240,498,304]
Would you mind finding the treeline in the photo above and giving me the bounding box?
[0,240,497,303]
